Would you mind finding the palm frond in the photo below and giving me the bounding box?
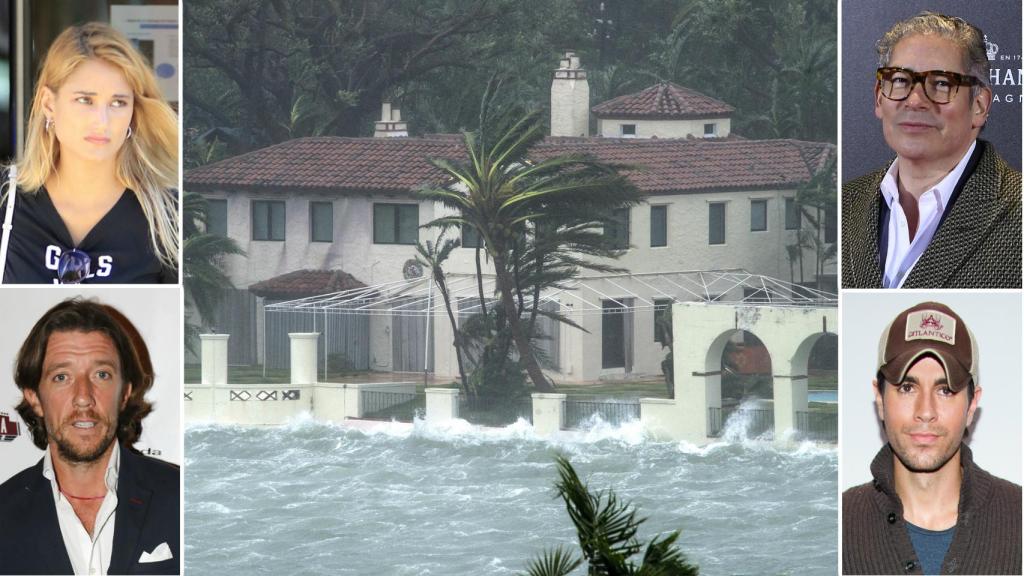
[523,546,582,576]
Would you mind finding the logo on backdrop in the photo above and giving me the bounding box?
[985,35,998,60]
[986,34,1022,104]
[0,412,21,442]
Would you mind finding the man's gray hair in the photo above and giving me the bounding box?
[876,12,990,95]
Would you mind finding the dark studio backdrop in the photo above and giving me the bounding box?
[841,0,1022,180]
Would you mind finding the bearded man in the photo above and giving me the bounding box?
[0,298,179,575]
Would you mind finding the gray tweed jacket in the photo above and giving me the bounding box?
[842,140,1021,288]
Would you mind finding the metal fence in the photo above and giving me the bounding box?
[796,411,838,443]
[708,406,775,438]
[265,303,371,375]
[459,395,533,427]
[564,399,640,429]
[360,390,424,422]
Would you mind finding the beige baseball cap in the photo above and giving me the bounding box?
[877,301,978,392]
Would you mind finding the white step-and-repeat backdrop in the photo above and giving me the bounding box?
[0,286,181,483]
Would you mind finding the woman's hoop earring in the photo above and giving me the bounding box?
[127,126,133,139]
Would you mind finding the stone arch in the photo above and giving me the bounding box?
[701,328,775,437]
[652,303,837,443]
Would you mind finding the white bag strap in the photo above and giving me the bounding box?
[0,165,18,284]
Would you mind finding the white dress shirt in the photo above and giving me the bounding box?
[880,141,976,288]
[43,443,120,576]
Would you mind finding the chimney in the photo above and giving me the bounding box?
[550,50,589,137]
[374,101,408,137]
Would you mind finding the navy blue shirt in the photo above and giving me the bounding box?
[1,187,177,284]
[906,521,955,575]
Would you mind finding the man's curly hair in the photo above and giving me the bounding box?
[14,298,154,450]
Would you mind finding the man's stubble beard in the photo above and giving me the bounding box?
[888,426,963,474]
[49,412,119,464]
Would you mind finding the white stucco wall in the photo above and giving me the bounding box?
[202,185,834,383]
[205,191,443,288]
[204,184,831,291]
[604,191,830,284]
[596,117,731,139]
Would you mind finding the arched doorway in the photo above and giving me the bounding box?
[712,330,773,438]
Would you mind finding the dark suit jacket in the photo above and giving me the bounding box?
[0,445,180,575]
[842,140,1022,288]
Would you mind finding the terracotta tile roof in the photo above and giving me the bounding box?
[186,135,833,195]
[591,82,735,119]
[249,269,367,299]
[187,137,463,193]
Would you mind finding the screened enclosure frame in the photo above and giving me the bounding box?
[262,270,837,380]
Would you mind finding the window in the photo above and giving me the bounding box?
[703,123,716,137]
[206,198,227,237]
[252,200,285,241]
[310,202,333,242]
[604,208,630,249]
[650,205,667,247]
[709,202,725,245]
[462,224,483,248]
[373,203,419,244]
[620,124,636,137]
[785,197,801,230]
[654,299,673,344]
[750,199,767,232]
[824,208,837,243]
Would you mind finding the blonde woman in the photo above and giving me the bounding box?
[0,22,178,283]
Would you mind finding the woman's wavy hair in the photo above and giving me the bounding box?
[14,298,155,450]
[16,22,179,271]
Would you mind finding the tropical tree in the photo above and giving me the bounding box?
[420,108,641,393]
[415,233,472,396]
[795,152,838,290]
[183,192,245,355]
[525,455,699,576]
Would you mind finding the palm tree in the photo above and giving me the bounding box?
[525,455,699,576]
[183,191,245,355]
[415,233,472,396]
[421,109,641,393]
[795,152,837,289]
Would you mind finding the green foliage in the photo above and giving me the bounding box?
[184,0,836,158]
[525,455,699,576]
[421,107,641,393]
[415,233,473,396]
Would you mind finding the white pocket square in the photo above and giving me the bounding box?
[139,542,173,563]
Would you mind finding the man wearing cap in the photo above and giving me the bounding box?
[842,12,1021,289]
[843,302,1021,574]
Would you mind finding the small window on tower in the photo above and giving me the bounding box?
[621,124,637,138]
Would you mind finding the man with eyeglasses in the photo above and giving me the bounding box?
[843,301,1021,575]
[842,12,1021,289]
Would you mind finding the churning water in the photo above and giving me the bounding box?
[186,414,837,575]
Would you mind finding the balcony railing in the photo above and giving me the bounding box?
[564,399,640,429]
[708,406,774,438]
[360,390,424,422]
[795,411,837,443]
